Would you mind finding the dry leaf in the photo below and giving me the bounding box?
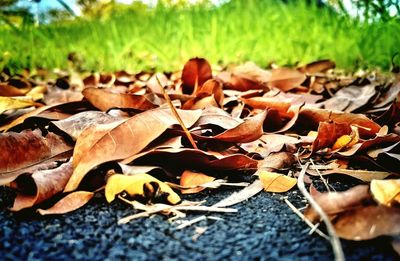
[258,171,297,193]
[370,179,400,206]
[269,67,306,92]
[333,205,400,240]
[0,130,72,184]
[181,58,213,94]
[0,96,36,114]
[105,173,180,204]
[298,59,335,74]
[304,185,371,222]
[65,108,202,192]
[180,170,215,194]
[83,87,158,111]
[299,107,381,138]
[37,191,94,215]
[52,111,124,141]
[10,161,73,211]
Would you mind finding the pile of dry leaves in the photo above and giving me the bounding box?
[0,58,399,257]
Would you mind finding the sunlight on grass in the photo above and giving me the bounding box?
[0,0,399,72]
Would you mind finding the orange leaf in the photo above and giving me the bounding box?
[181,58,212,94]
[258,171,297,193]
[180,170,215,194]
[37,191,94,215]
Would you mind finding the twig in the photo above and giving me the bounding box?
[284,198,329,240]
[310,158,331,192]
[297,162,345,261]
[155,75,198,149]
[176,215,207,230]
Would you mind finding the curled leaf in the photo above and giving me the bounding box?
[182,58,212,94]
[37,191,94,215]
[10,162,73,211]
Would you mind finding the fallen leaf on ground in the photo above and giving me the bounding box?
[65,108,202,192]
[258,171,297,192]
[333,205,400,240]
[180,170,216,194]
[37,191,94,215]
[181,58,212,94]
[10,161,73,211]
[370,179,400,206]
[0,130,72,184]
[105,173,180,204]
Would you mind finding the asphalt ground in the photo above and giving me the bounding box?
[0,179,399,261]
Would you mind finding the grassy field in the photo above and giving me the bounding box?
[1,0,399,73]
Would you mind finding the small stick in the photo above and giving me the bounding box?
[284,198,329,240]
[173,205,237,213]
[156,75,198,149]
[176,215,207,230]
[298,162,345,261]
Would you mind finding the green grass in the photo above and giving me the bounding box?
[1,0,399,72]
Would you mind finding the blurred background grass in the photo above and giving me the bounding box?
[0,0,399,72]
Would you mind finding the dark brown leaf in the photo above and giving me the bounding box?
[181,58,212,94]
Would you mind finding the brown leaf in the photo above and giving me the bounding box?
[217,62,271,92]
[298,59,336,74]
[181,58,212,94]
[0,130,72,184]
[208,110,267,143]
[37,191,94,215]
[82,87,158,111]
[311,121,352,153]
[304,185,371,222]
[299,107,381,138]
[0,104,60,132]
[128,148,258,173]
[338,133,400,157]
[0,83,27,96]
[10,161,73,211]
[258,151,296,171]
[324,84,377,112]
[65,108,202,192]
[52,111,124,141]
[180,170,215,194]
[240,134,303,157]
[269,67,306,92]
[333,205,400,240]
[307,168,392,182]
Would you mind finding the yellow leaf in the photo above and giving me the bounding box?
[258,171,297,193]
[332,135,352,150]
[0,96,35,114]
[371,179,400,206]
[105,173,180,204]
[180,170,215,194]
[332,126,359,150]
